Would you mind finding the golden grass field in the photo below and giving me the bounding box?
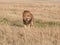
[0,2,60,45]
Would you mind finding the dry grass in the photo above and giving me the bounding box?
[0,24,60,45]
[0,2,60,45]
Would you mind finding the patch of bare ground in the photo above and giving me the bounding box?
[0,24,60,45]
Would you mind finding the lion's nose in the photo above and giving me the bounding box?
[27,15,30,17]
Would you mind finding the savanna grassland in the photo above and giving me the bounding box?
[0,2,60,45]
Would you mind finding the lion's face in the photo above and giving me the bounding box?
[23,12,32,23]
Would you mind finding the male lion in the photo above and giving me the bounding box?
[23,10,34,28]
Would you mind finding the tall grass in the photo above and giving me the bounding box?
[0,18,60,27]
[0,18,23,27]
[34,19,60,27]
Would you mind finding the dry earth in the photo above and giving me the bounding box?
[0,2,60,45]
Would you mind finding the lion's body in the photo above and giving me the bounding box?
[23,10,34,28]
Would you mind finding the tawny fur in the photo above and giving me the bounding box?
[23,10,34,28]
